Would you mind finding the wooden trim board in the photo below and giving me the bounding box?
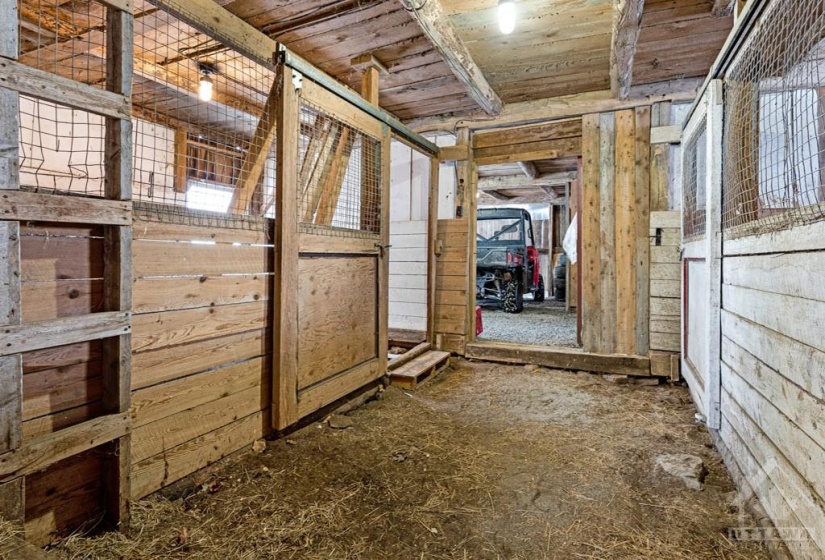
[465,341,650,376]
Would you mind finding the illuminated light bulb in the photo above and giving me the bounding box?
[198,74,213,102]
[498,0,516,35]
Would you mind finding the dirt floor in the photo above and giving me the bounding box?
[51,359,768,559]
[478,298,579,347]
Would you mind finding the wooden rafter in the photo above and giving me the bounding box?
[232,76,279,214]
[400,0,502,116]
[302,122,342,222]
[518,161,539,179]
[610,0,645,100]
[478,172,577,192]
[314,128,354,225]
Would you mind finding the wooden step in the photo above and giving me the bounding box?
[389,350,450,389]
[388,341,431,372]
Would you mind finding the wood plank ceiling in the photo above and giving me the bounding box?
[220,0,479,121]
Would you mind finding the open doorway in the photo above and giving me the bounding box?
[474,157,580,348]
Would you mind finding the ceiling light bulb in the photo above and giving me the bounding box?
[498,0,516,34]
[198,74,213,102]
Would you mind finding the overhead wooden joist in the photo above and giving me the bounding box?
[399,0,502,116]
[518,161,539,179]
[409,77,702,132]
[609,0,645,100]
[478,172,576,192]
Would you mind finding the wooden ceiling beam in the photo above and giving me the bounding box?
[518,161,539,180]
[400,0,503,116]
[478,172,577,192]
[408,77,702,132]
[609,0,645,100]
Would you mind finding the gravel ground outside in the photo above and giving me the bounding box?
[478,298,579,347]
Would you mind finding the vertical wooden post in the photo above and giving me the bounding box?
[273,60,300,430]
[705,80,724,430]
[102,5,133,530]
[173,128,188,193]
[362,67,380,107]
[454,128,476,342]
[426,156,439,343]
[0,0,24,527]
[377,124,391,375]
[580,113,601,353]
[634,105,651,356]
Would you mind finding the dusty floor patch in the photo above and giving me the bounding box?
[478,299,578,347]
[52,360,767,559]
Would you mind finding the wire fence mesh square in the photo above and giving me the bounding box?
[17,0,108,87]
[296,101,382,238]
[683,122,707,241]
[723,0,825,236]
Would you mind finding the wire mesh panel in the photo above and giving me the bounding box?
[17,0,108,87]
[131,8,277,222]
[296,101,383,238]
[723,0,825,235]
[683,123,707,240]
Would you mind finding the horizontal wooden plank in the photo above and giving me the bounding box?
[651,297,680,316]
[475,137,582,166]
[22,402,103,441]
[0,312,130,356]
[437,219,469,233]
[651,278,680,298]
[298,231,378,253]
[22,340,102,374]
[21,235,103,282]
[465,341,650,376]
[473,118,582,149]
[131,410,269,499]
[650,316,680,334]
[723,284,825,354]
[724,220,825,256]
[132,328,266,390]
[297,359,383,418]
[133,219,270,245]
[133,274,270,314]
[723,251,825,302]
[650,211,681,229]
[133,240,269,278]
[0,58,131,120]
[651,332,680,352]
[0,191,131,225]
[650,125,681,144]
[23,361,101,420]
[132,356,265,428]
[650,262,680,280]
[439,144,469,161]
[651,245,680,263]
[132,302,266,353]
[0,413,128,482]
[22,279,103,322]
[132,384,266,463]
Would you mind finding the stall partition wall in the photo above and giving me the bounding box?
[388,140,431,338]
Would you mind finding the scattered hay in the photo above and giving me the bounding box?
[51,359,769,559]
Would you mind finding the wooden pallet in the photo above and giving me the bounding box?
[389,350,450,389]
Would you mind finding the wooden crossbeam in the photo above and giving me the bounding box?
[518,161,539,179]
[0,190,131,224]
[233,75,280,214]
[314,128,354,225]
[302,122,341,222]
[478,172,576,192]
[0,57,131,119]
[400,0,502,116]
[0,312,131,357]
[0,413,130,484]
[609,0,645,100]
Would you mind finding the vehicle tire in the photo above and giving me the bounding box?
[553,277,566,300]
[533,275,545,302]
[501,279,524,313]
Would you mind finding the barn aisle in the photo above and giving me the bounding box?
[52,361,766,559]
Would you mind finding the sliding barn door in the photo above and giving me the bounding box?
[274,64,390,429]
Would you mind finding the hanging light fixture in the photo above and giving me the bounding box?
[197,62,217,102]
[498,0,516,34]
[198,74,213,102]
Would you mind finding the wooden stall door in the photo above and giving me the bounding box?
[274,68,390,429]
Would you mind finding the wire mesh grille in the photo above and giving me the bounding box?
[297,101,382,238]
[683,122,707,240]
[17,0,108,87]
[14,0,279,226]
[131,8,278,223]
[723,0,825,235]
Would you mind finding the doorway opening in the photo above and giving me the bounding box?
[474,157,580,348]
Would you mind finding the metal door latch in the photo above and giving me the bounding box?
[374,243,391,257]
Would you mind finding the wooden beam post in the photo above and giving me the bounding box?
[351,53,388,107]
[173,128,188,194]
[233,76,280,214]
[273,60,300,431]
[399,0,503,116]
[610,0,645,100]
[518,161,539,179]
[102,4,134,531]
[0,0,24,528]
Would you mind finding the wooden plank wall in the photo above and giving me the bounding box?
[580,107,651,357]
[649,211,681,377]
[19,223,107,543]
[718,224,825,558]
[129,217,273,500]
[389,221,428,333]
[433,218,470,353]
